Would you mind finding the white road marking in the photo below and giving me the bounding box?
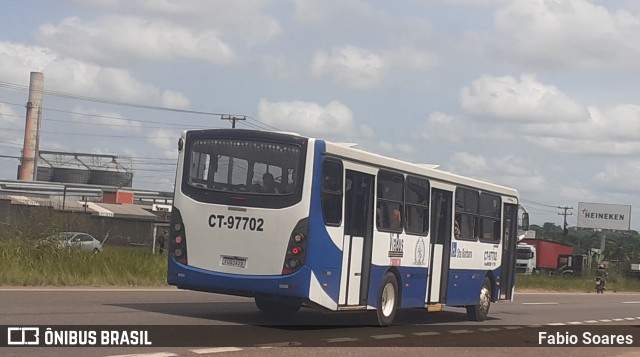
[371,334,405,339]
[449,329,473,334]
[503,326,523,330]
[622,301,640,304]
[325,337,360,343]
[413,331,441,336]
[255,342,301,347]
[190,347,243,354]
[599,319,612,322]
[104,353,177,357]
[613,318,625,322]
[547,323,566,326]
[479,328,501,332]
[585,320,599,323]
[567,321,583,325]
[624,318,636,321]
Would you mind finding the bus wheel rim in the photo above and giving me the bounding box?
[480,286,490,312]
[381,283,395,316]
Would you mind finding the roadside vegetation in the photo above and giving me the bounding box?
[1,229,639,290]
[516,271,640,292]
[0,234,167,286]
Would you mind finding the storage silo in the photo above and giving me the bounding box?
[90,165,133,187]
[51,162,91,184]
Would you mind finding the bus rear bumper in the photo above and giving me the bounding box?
[167,257,311,298]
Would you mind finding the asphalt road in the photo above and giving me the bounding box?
[1,287,640,357]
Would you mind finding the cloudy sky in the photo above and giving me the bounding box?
[1,0,640,230]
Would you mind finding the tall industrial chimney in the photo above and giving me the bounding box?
[19,72,44,181]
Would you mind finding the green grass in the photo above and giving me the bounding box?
[0,239,168,286]
[2,233,639,290]
[516,271,640,293]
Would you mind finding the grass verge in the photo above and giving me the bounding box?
[2,236,639,290]
[0,239,167,286]
[516,271,640,293]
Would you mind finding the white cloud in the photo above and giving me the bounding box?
[70,106,142,132]
[448,152,489,174]
[0,103,19,125]
[375,141,415,158]
[311,46,385,90]
[37,16,236,66]
[257,99,354,137]
[359,124,376,140]
[162,90,190,109]
[491,0,640,70]
[529,136,640,156]
[445,152,547,194]
[461,74,587,122]
[594,159,640,193]
[0,41,179,105]
[443,0,509,5]
[311,45,438,89]
[146,128,181,159]
[69,0,281,48]
[383,47,439,72]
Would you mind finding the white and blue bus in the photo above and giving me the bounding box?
[168,129,528,325]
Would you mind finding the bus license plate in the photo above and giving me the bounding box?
[221,256,247,268]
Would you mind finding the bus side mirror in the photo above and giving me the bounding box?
[521,212,529,231]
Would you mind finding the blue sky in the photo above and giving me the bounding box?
[1,0,640,230]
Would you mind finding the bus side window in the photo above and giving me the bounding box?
[376,170,404,233]
[321,159,343,226]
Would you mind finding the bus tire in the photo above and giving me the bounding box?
[376,272,399,326]
[254,296,301,315]
[466,277,491,322]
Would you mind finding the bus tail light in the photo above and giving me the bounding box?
[282,218,308,275]
[170,207,188,265]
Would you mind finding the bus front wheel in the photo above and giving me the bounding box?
[254,296,301,315]
[376,272,399,326]
[466,277,491,321]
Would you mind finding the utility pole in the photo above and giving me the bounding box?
[221,115,246,128]
[558,206,573,241]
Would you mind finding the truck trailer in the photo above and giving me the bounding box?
[516,238,574,274]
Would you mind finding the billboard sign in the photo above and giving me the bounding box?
[577,202,631,231]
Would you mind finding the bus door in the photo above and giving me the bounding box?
[427,188,453,304]
[339,170,375,306]
[499,203,518,300]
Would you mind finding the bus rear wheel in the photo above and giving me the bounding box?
[254,296,301,315]
[376,272,399,326]
[466,277,491,321]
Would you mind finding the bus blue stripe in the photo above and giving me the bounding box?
[306,139,343,302]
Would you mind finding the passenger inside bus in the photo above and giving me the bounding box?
[262,173,278,193]
[391,208,402,230]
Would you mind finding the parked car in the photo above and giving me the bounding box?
[45,232,103,253]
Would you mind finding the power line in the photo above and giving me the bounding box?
[0,100,218,129]
[521,199,564,209]
[0,80,244,118]
[3,127,178,139]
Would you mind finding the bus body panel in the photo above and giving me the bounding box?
[174,194,308,276]
[305,139,345,309]
[168,259,312,298]
[168,129,522,322]
[445,268,493,306]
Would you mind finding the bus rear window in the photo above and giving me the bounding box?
[187,139,301,195]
